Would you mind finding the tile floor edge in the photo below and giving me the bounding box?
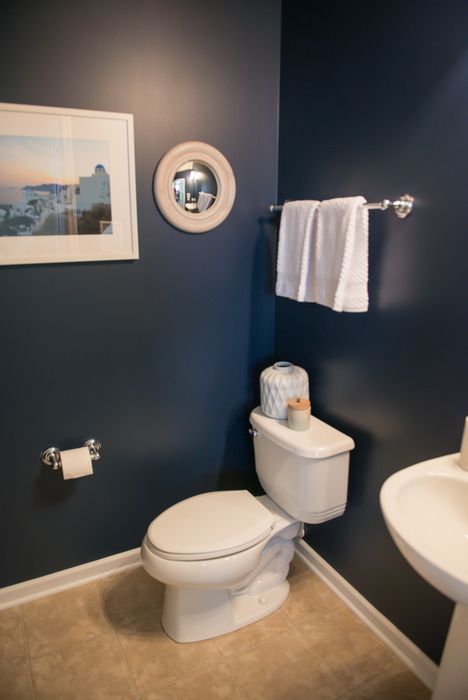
[0,548,141,611]
[295,539,438,691]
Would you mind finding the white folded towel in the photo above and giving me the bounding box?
[197,191,215,212]
[275,200,320,301]
[299,196,369,312]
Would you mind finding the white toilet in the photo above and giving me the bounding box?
[141,406,354,643]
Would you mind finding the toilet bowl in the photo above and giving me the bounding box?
[142,491,300,642]
[142,407,354,643]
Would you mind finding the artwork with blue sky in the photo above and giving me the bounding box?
[0,135,112,236]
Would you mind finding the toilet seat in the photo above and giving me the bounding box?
[147,490,274,561]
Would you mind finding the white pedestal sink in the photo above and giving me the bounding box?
[380,453,468,700]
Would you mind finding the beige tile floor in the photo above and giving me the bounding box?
[0,556,431,700]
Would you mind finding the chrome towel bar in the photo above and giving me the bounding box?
[268,194,414,219]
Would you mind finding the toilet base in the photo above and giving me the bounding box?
[161,580,290,643]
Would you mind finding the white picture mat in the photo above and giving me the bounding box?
[0,103,139,265]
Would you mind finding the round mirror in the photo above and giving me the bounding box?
[154,141,236,233]
[173,161,218,213]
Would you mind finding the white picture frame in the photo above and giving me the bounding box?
[0,102,139,265]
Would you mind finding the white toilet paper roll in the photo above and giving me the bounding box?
[61,447,93,480]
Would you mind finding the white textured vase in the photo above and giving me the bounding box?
[260,362,309,419]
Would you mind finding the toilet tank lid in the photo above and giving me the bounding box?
[249,407,355,459]
[147,490,274,559]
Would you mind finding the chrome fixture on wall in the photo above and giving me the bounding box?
[41,439,102,471]
[268,194,414,219]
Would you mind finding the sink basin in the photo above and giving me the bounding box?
[381,451,468,699]
[380,453,468,605]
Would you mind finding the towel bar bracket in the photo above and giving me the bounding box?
[392,194,414,218]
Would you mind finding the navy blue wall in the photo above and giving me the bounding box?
[2,0,467,668]
[277,0,468,662]
[0,0,281,586]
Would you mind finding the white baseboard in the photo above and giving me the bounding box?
[295,539,438,691]
[0,548,141,611]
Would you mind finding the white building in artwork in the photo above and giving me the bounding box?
[75,164,110,213]
[60,184,77,210]
[22,187,52,206]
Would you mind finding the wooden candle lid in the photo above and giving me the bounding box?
[287,397,311,411]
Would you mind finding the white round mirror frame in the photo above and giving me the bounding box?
[154,141,236,233]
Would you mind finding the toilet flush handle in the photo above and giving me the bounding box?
[248,428,260,439]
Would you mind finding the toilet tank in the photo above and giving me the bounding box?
[249,407,355,524]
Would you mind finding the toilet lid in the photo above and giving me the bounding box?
[147,490,274,561]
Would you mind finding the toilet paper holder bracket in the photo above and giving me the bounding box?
[41,439,102,470]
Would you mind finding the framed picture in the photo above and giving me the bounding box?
[0,102,139,265]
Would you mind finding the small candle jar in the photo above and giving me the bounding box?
[287,397,311,431]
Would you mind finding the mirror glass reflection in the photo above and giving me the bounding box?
[172,161,218,214]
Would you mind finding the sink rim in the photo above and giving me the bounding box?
[380,452,468,604]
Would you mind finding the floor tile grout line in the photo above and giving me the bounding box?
[333,662,430,700]
[282,598,342,634]
[274,574,407,699]
[223,659,249,699]
[213,617,295,661]
[110,626,142,700]
[268,618,349,698]
[208,572,342,664]
[214,615,341,667]
[290,610,409,700]
[98,616,233,695]
[97,578,141,700]
[333,669,387,700]
[91,593,277,666]
[21,628,112,662]
[19,579,115,660]
[222,625,349,700]
[141,661,233,697]
[215,625,293,662]
[289,608,403,694]
[94,574,231,697]
[18,604,36,700]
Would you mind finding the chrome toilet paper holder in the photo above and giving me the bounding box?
[41,439,102,471]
